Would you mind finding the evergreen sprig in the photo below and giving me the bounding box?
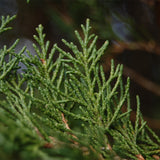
[0,16,159,160]
[0,15,16,34]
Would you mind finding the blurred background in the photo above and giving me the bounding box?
[0,0,160,135]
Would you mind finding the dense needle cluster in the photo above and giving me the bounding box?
[0,13,159,160]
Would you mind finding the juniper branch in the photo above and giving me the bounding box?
[0,16,159,160]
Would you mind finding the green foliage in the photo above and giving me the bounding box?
[0,15,16,34]
[0,15,160,160]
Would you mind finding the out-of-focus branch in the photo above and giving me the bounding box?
[110,41,160,55]
[122,62,160,96]
[140,0,155,6]
[140,0,160,6]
